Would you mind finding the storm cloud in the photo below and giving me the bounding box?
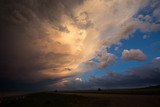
[63,58,160,89]
[0,0,160,90]
[0,0,85,90]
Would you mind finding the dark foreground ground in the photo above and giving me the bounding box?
[1,88,160,107]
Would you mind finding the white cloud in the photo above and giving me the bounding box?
[122,49,147,61]
[138,14,151,22]
[75,78,82,82]
[97,51,117,69]
[155,57,160,60]
[143,35,150,39]
[114,47,119,51]
[84,51,117,69]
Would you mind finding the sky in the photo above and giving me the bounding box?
[0,0,160,91]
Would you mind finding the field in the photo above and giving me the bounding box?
[1,88,160,107]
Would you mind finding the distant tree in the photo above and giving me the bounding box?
[54,90,58,92]
[98,88,101,91]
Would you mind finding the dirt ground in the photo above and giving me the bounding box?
[1,92,160,107]
[67,93,160,107]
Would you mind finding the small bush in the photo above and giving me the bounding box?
[98,88,101,91]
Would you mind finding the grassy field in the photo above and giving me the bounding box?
[67,88,160,95]
[0,92,91,107]
[1,88,160,107]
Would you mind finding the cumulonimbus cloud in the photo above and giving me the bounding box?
[121,49,147,61]
[1,0,160,90]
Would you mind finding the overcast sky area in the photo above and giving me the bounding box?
[0,0,160,91]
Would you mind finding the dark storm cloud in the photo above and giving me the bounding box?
[0,0,84,29]
[1,0,160,91]
[90,58,160,88]
[0,0,84,90]
[64,58,160,89]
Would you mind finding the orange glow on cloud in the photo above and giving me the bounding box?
[33,0,149,82]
